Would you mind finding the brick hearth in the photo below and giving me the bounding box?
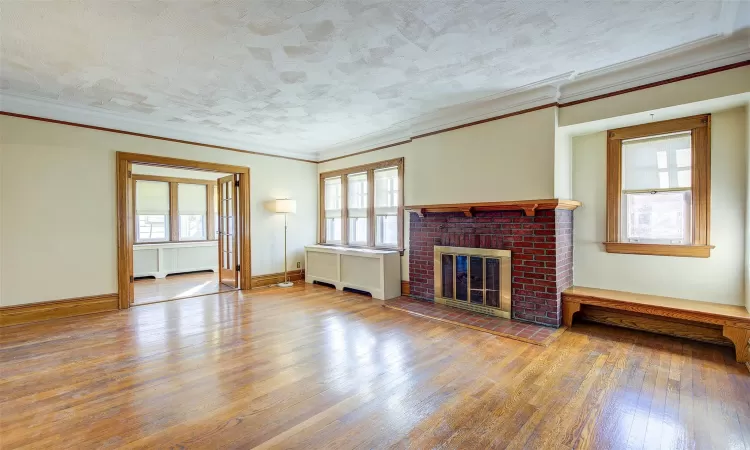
[408,209,573,327]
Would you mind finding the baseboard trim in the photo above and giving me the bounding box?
[251,269,305,288]
[0,293,119,327]
[401,281,410,296]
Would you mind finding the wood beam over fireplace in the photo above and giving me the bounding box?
[405,199,581,217]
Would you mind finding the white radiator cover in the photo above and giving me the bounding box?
[304,245,401,300]
[133,241,218,278]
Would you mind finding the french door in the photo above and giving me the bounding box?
[217,174,239,288]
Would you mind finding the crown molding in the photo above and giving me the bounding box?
[558,30,750,104]
[0,92,316,162]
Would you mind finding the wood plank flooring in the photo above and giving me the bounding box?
[1,283,748,449]
[133,271,234,305]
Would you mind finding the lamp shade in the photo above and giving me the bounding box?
[275,199,296,214]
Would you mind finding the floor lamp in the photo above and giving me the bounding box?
[275,199,296,287]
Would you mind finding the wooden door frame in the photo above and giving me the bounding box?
[116,152,251,309]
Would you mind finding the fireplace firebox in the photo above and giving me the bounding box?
[433,246,511,318]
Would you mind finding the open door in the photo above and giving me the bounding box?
[218,174,239,288]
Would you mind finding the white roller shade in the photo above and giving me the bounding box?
[324,177,342,218]
[374,167,398,215]
[136,180,169,215]
[348,172,368,218]
[622,132,691,191]
[178,183,207,215]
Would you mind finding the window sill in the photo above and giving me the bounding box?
[603,242,713,258]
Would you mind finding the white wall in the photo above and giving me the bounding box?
[319,106,559,280]
[0,116,318,306]
[320,107,558,203]
[572,106,747,305]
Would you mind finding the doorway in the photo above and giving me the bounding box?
[117,152,251,309]
[129,165,239,305]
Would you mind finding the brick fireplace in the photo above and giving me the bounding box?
[408,207,573,327]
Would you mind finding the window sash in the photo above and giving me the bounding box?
[622,131,692,191]
[135,180,170,216]
[136,214,169,243]
[621,189,692,245]
[179,214,207,241]
[177,183,208,215]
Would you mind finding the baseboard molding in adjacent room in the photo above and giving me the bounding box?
[0,293,119,327]
[251,269,305,288]
[401,281,410,296]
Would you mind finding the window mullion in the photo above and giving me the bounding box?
[169,181,179,242]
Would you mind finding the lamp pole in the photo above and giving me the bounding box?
[276,198,295,288]
[283,212,288,284]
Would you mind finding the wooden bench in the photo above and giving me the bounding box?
[562,286,750,364]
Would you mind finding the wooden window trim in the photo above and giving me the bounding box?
[132,174,218,245]
[605,114,712,258]
[319,157,405,251]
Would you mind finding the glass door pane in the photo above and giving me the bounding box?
[441,254,454,298]
[470,256,484,304]
[485,258,500,307]
[456,255,468,301]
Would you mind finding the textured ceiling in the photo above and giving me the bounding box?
[0,1,736,156]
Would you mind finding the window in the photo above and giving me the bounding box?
[324,177,342,243]
[347,172,368,245]
[606,115,711,257]
[133,176,218,244]
[177,183,207,240]
[135,180,170,242]
[374,167,399,246]
[320,158,404,249]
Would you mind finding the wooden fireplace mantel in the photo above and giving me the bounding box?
[405,199,581,217]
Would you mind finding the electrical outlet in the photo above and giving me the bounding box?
[296,261,301,269]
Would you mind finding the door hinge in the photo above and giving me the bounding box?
[128,170,132,178]
[235,180,240,187]
[130,275,134,283]
[236,264,240,272]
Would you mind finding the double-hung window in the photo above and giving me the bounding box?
[177,183,207,240]
[374,167,399,247]
[605,114,711,257]
[135,180,170,243]
[320,158,404,250]
[347,172,368,245]
[324,177,342,243]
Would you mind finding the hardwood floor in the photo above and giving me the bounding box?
[133,271,235,305]
[1,284,748,449]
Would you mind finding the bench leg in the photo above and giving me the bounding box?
[722,326,750,363]
[562,302,581,328]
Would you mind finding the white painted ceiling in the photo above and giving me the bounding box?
[0,1,747,159]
